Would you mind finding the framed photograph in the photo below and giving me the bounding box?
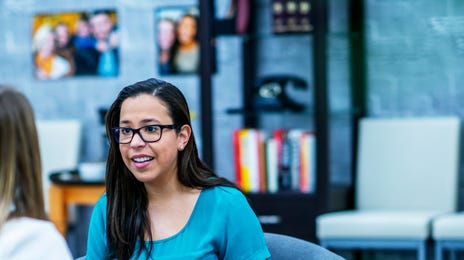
[32,9,119,80]
[155,6,200,75]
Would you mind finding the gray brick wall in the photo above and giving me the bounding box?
[367,0,464,210]
[0,0,201,164]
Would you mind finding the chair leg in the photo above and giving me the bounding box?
[450,249,457,260]
[417,242,426,260]
[435,241,443,260]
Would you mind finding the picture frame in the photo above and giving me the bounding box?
[155,6,200,75]
[32,9,119,80]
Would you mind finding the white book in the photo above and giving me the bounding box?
[288,129,304,191]
[266,138,279,193]
[247,129,261,193]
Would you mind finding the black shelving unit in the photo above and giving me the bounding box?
[199,0,364,243]
[236,0,328,243]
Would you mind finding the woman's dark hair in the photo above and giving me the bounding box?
[105,78,236,259]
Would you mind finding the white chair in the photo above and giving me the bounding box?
[36,120,82,212]
[316,117,461,260]
[433,212,464,260]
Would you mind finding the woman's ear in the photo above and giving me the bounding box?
[177,124,191,151]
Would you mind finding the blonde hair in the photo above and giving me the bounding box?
[32,25,53,52]
[0,86,46,230]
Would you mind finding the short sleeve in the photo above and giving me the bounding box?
[219,188,271,260]
[86,194,108,260]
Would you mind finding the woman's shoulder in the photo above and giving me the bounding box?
[97,192,107,202]
[2,217,56,233]
[203,185,246,205]
[205,185,241,196]
[0,217,73,259]
[93,193,107,211]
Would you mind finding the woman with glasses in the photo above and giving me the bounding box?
[86,78,270,259]
[0,86,72,259]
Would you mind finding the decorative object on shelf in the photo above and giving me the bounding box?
[214,0,250,35]
[272,0,313,34]
[78,161,106,182]
[253,75,308,112]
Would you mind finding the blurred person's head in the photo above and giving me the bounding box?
[33,25,56,57]
[90,10,114,41]
[0,86,46,229]
[176,14,198,45]
[157,18,176,51]
[75,15,92,37]
[54,22,71,48]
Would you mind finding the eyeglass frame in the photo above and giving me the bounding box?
[111,124,178,144]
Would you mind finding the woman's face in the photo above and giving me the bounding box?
[54,24,70,48]
[177,16,197,44]
[158,20,175,50]
[118,94,181,185]
[39,32,56,57]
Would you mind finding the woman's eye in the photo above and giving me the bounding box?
[145,126,159,132]
[121,128,132,135]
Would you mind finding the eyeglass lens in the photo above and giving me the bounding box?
[116,125,162,143]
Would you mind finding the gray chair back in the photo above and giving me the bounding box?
[264,232,345,259]
[76,232,345,259]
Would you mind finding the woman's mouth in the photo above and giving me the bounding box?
[131,156,154,168]
[132,156,153,163]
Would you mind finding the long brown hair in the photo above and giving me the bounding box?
[0,86,46,230]
[105,78,236,259]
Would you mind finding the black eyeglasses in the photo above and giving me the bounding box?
[111,124,178,144]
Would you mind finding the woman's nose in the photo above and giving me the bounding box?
[130,132,146,147]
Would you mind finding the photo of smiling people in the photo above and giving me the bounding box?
[155,6,200,75]
[32,9,119,80]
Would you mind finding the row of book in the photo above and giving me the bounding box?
[232,128,316,193]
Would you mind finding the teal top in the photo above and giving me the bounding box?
[86,186,271,260]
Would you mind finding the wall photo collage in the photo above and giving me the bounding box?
[33,10,119,80]
[32,5,202,81]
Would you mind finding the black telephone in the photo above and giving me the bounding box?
[253,75,308,111]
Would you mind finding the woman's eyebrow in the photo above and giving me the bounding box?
[141,118,160,124]
[119,118,160,125]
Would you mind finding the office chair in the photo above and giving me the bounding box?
[433,212,464,260]
[316,117,461,260]
[264,232,344,259]
[76,232,345,260]
[36,119,82,212]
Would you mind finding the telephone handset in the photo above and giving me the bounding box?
[253,75,308,111]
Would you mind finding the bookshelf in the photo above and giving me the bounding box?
[240,0,328,243]
[199,0,365,243]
